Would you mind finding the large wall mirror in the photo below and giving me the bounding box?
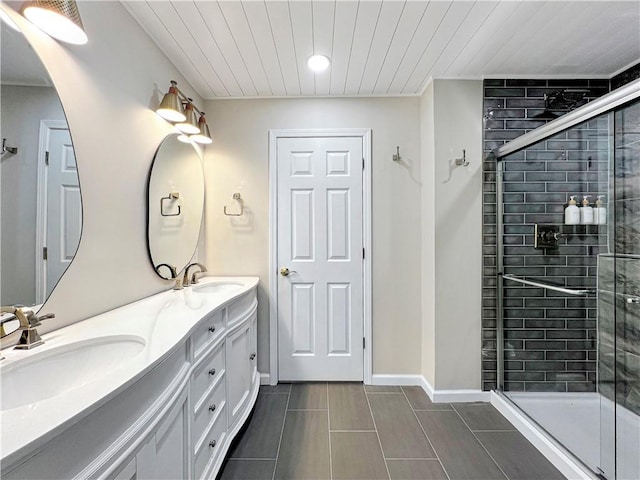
[0,19,82,332]
[147,134,204,280]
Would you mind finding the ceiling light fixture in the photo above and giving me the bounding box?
[22,0,88,45]
[307,54,330,72]
[156,81,213,145]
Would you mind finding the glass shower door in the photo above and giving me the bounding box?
[497,113,613,476]
[609,99,640,480]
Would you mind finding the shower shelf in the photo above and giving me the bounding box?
[502,274,595,296]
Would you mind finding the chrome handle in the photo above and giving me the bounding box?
[627,297,640,305]
[249,352,256,360]
[38,313,55,321]
[209,404,216,412]
[502,274,594,296]
[280,267,297,277]
[208,326,216,333]
[209,368,216,376]
[209,440,216,448]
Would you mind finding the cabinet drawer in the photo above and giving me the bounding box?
[192,372,226,446]
[193,406,227,480]
[192,309,225,359]
[227,291,257,329]
[191,342,225,405]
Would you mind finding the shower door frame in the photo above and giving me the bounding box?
[493,78,640,479]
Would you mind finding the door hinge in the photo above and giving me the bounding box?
[42,247,48,260]
[362,247,365,259]
[45,151,49,166]
[363,337,366,349]
[362,158,365,170]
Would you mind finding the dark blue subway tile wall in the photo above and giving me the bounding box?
[482,78,610,392]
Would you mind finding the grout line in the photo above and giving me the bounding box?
[400,388,452,480]
[450,404,510,480]
[364,385,392,480]
[471,429,518,433]
[271,385,291,480]
[327,383,333,480]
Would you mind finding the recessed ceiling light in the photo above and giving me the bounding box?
[307,54,330,72]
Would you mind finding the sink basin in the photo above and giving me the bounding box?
[192,282,244,294]
[1,335,145,411]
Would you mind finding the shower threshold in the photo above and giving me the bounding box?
[498,392,640,480]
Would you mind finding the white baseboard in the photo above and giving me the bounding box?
[371,374,490,403]
[370,374,424,386]
[491,392,597,480]
[259,372,271,385]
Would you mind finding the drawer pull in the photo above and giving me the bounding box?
[209,404,216,413]
[249,353,256,360]
[208,326,216,333]
[209,368,216,376]
[209,440,217,448]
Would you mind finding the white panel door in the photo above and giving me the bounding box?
[45,127,80,296]
[277,136,363,381]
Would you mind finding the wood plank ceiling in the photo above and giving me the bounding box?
[123,1,640,99]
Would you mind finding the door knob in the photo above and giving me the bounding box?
[280,267,297,277]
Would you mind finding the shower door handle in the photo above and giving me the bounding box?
[627,297,640,305]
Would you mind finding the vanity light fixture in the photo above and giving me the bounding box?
[157,81,186,123]
[307,54,330,72]
[22,0,88,45]
[190,113,213,145]
[0,8,20,31]
[176,100,200,135]
[156,81,213,145]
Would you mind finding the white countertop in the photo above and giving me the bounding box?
[0,276,259,466]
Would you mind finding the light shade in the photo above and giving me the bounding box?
[191,114,213,145]
[157,81,186,123]
[307,54,330,72]
[22,0,88,45]
[0,8,20,31]
[176,101,200,135]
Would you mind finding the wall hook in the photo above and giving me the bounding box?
[2,138,18,155]
[224,193,244,216]
[454,149,469,167]
[392,146,401,162]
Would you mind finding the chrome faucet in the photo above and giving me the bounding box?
[0,306,54,350]
[184,262,207,287]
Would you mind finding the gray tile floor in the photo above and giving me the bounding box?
[219,383,565,480]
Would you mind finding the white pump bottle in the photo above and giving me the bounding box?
[595,195,607,225]
[580,196,593,225]
[565,196,580,225]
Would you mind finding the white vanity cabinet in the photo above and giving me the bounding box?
[1,278,259,480]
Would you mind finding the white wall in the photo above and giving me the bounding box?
[203,97,422,376]
[0,2,202,341]
[421,79,483,391]
[1,86,64,306]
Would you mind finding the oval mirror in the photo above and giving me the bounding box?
[147,134,204,280]
[0,16,82,336]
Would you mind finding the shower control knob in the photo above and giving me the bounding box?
[627,297,640,305]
